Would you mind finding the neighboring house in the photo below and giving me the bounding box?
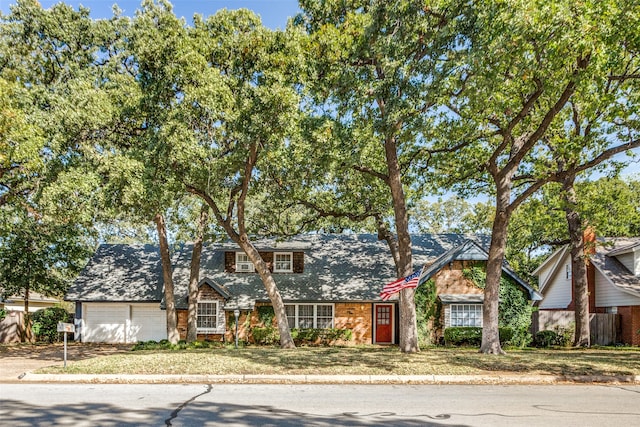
[533,236,640,346]
[0,290,62,343]
[67,234,540,344]
[0,291,61,312]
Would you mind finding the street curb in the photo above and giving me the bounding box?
[12,373,640,385]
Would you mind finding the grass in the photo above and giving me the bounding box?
[36,345,640,377]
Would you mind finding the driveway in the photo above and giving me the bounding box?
[0,343,131,382]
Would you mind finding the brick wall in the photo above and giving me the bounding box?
[335,303,372,344]
[431,260,483,296]
[618,306,640,346]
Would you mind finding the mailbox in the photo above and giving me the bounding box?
[57,322,75,333]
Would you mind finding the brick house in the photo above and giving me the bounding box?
[67,234,540,344]
[533,235,640,346]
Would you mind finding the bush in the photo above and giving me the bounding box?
[250,327,353,346]
[533,330,558,348]
[131,339,223,351]
[31,307,73,343]
[444,327,513,347]
[533,328,572,348]
[251,326,280,345]
[291,328,352,345]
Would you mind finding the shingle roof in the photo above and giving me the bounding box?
[171,234,493,310]
[591,237,640,298]
[70,234,537,309]
[66,244,163,302]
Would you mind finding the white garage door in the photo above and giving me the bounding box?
[83,304,127,343]
[130,305,166,342]
[82,304,167,343]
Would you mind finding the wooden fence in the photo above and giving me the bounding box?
[0,310,24,343]
[532,310,620,345]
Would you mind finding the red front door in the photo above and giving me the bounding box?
[375,304,393,343]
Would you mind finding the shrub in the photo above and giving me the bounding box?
[533,330,559,348]
[251,326,280,345]
[0,308,6,321]
[31,307,73,343]
[444,327,513,347]
[250,327,353,346]
[291,328,352,345]
[131,339,223,351]
[463,267,535,347]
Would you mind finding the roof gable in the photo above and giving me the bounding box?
[419,239,542,301]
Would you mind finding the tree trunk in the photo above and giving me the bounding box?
[237,236,295,349]
[187,206,208,343]
[562,177,590,347]
[154,213,180,344]
[480,182,510,355]
[22,282,33,343]
[384,135,419,353]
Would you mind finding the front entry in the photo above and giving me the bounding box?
[374,304,393,344]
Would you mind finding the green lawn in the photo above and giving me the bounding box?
[37,346,640,377]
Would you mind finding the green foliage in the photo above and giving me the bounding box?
[256,306,275,326]
[131,339,224,351]
[410,198,494,235]
[533,328,572,348]
[291,328,352,346]
[415,279,439,347]
[251,326,352,346]
[0,308,6,321]
[251,326,281,346]
[509,177,640,281]
[463,267,534,347]
[31,307,72,343]
[444,327,513,347]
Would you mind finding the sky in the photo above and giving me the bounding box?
[0,0,301,28]
[1,0,638,179]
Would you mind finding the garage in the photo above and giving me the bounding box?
[82,303,166,343]
[130,305,166,342]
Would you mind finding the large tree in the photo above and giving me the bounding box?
[437,0,640,353]
[124,3,306,348]
[298,0,471,352]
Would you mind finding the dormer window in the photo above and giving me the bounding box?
[236,252,255,273]
[274,252,293,273]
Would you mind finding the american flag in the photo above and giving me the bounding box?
[380,267,423,300]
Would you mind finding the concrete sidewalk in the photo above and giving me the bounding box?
[10,372,640,385]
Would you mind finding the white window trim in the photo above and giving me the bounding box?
[197,300,219,333]
[448,303,483,328]
[284,303,334,329]
[236,252,255,273]
[273,252,294,273]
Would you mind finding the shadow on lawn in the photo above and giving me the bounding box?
[221,346,407,373]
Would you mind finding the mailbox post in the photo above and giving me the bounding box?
[57,322,75,368]
[233,309,240,349]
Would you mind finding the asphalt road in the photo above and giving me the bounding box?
[1,383,639,426]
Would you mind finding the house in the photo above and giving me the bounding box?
[0,291,61,313]
[0,290,63,343]
[533,235,640,346]
[67,234,540,344]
